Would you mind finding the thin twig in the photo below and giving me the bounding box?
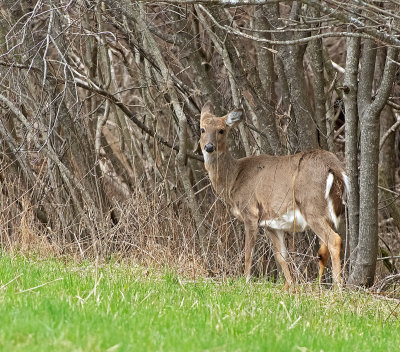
[378,185,400,197]
[199,5,376,45]
[377,256,400,261]
[380,113,400,150]
[385,300,400,323]
[0,273,23,290]
[17,278,63,294]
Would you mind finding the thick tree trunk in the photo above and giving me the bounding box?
[253,6,278,154]
[343,34,361,274]
[308,34,328,150]
[349,47,398,287]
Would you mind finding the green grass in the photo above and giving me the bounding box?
[0,253,399,352]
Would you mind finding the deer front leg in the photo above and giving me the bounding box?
[244,219,258,283]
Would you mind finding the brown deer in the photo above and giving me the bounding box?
[199,103,348,288]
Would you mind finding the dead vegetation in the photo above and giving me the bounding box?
[0,1,400,289]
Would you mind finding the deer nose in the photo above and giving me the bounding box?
[204,143,215,153]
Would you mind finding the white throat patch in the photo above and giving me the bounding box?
[202,150,212,163]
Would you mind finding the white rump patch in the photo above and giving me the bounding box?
[259,209,308,232]
[325,173,334,199]
[327,198,340,229]
[325,172,340,229]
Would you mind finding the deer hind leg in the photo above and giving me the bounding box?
[244,219,258,283]
[268,230,293,289]
[318,243,330,284]
[308,220,342,286]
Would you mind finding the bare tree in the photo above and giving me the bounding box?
[1,0,400,286]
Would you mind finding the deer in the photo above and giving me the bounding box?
[199,102,348,288]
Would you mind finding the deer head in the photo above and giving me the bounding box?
[199,102,243,156]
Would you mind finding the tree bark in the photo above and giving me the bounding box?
[253,6,278,154]
[343,34,361,274]
[307,8,328,150]
[349,46,399,287]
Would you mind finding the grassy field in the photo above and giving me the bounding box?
[0,253,399,352]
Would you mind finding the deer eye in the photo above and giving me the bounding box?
[201,128,205,134]
[219,129,224,134]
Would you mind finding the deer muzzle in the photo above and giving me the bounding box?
[204,143,216,153]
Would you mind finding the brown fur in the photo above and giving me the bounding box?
[200,105,347,287]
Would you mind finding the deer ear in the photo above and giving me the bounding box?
[201,101,213,116]
[225,108,243,127]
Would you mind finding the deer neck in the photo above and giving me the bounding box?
[204,151,239,199]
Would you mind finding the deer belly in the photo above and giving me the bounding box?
[259,209,308,232]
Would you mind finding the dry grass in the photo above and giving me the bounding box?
[1,176,399,289]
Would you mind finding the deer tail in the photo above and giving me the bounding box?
[325,169,349,229]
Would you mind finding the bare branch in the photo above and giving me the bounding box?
[74,78,203,162]
[380,112,400,150]
[199,5,376,45]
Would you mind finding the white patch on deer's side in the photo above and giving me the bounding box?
[276,231,288,259]
[259,209,308,232]
[226,110,243,126]
[325,173,334,199]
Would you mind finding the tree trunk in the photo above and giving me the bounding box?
[349,47,398,287]
[343,34,361,274]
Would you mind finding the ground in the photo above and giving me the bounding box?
[0,252,399,352]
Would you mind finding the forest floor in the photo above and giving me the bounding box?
[0,252,399,352]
